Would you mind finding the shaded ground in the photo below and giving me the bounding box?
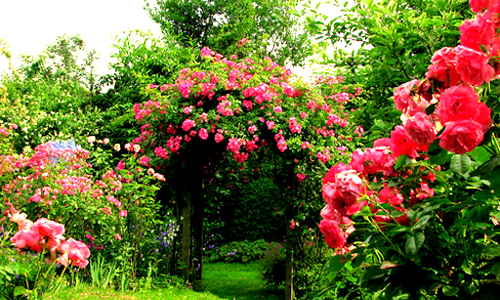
[203,262,283,300]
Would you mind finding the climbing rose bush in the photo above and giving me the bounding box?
[0,140,164,251]
[319,2,500,298]
[131,47,366,186]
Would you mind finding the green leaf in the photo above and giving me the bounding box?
[450,154,471,175]
[412,215,431,231]
[492,262,500,278]
[442,285,459,296]
[326,255,345,282]
[405,232,425,256]
[415,231,425,251]
[394,155,407,169]
[13,286,27,297]
[405,235,416,256]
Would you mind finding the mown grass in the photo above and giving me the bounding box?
[203,262,282,300]
[44,262,281,300]
[44,285,224,300]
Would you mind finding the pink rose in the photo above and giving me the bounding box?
[469,0,500,12]
[322,170,365,210]
[297,173,306,182]
[390,126,420,158]
[393,79,420,113]
[31,218,65,240]
[459,13,495,51]
[11,229,42,252]
[214,133,224,143]
[58,238,90,268]
[318,219,347,249]
[403,112,437,146]
[455,45,494,86]
[426,47,461,87]
[198,128,208,140]
[439,120,485,154]
[119,210,128,217]
[181,119,196,132]
[436,86,492,131]
[323,162,349,184]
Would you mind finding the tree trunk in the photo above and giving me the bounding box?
[285,225,295,299]
[180,194,191,284]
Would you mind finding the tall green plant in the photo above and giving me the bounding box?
[145,0,312,66]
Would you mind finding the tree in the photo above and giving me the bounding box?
[144,0,312,66]
[304,0,474,139]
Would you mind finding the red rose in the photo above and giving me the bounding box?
[436,86,492,131]
[455,45,494,86]
[390,126,419,158]
[426,47,461,87]
[404,112,437,146]
[318,219,347,249]
[439,120,484,154]
[459,13,495,51]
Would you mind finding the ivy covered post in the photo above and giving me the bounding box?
[131,43,365,295]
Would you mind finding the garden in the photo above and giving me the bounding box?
[1,0,500,299]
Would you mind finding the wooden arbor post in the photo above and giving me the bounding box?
[179,168,204,289]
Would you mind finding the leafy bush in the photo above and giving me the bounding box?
[204,239,270,263]
[317,2,500,298]
[259,241,286,288]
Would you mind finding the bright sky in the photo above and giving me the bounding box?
[0,0,161,76]
[0,0,349,79]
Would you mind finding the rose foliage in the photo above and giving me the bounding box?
[318,2,500,298]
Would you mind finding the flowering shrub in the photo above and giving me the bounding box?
[204,239,271,263]
[0,139,164,257]
[0,208,89,299]
[259,242,286,288]
[132,48,364,175]
[319,2,500,298]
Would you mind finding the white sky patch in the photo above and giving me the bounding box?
[0,0,161,76]
[0,0,359,82]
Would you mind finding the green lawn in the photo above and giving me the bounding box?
[202,262,283,300]
[43,262,281,300]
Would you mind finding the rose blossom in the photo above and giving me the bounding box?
[436,86,492,132]
[322,169,365,210]
[393,79,420,113]
[403,112,437,146]
[459,13,495,52]
[426,47,461,87]
[455,45,494,86]
[11,229,41,252]
[318,219,347,249]
[199,128,208,140]
[181,119,196,131]
[390,125,420,158]
[439,120,484,154]
[31,218,65,239]
[57,238,90,268]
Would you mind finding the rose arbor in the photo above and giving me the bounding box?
[131,47,364,294]
[319,1,500,297]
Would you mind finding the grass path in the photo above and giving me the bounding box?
[44,262,281,299]
[202,262,282,300]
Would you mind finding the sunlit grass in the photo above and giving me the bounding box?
[44,262,281,300]
[44,284,224,300]
[203,262,282,300]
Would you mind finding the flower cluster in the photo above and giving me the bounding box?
[130,48,365,185]
[320,0,496,251]
[8,209,90,268]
